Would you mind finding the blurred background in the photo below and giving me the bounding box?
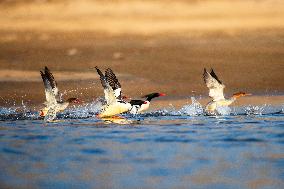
[0,0,283,106]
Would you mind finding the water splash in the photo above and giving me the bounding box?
[147,104,180,116]
[147,97,204,116]
[63,98,103,119]
[180,97,204,116]
[281,104,284,113]
[0,107,17,115]
[244,105,266,115]
[21,100,29,117]
[21,100,39,119]
[0,96,283,121]
[215,105,231,116]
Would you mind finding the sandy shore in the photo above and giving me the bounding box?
[0,0,283,107]
[1,0,284,34]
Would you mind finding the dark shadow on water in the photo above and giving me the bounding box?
[2,147,26,155]
[80,148,106,155]
[155,136,195,143]
[221,138,265,142]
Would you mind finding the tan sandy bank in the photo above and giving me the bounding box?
[0,69,100,82]
[1,0,284,35]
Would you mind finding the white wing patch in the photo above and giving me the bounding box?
[208,87,225,101]
[104,83,116,105]
[129,105,139,114]
[45,88,57,105]
[203,69,225,101]
[41,67,61,105]
[114,88,121,99]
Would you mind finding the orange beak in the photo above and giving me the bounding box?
[233,92,252,98]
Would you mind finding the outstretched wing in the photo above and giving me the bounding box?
[105,68,122,100]
[203,68,225,101]
[95,67,116,104]
[95,66,108,89]
[40,67,61,104]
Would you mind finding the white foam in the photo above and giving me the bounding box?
[179,97,204,116]
[0,107,17,115]
[215,105,231,116]
[150,104,180,116]
[64,98,103,118]
[244,105,267,115]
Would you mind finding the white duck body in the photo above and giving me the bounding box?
[205,97,236,113]
[203,68,250,114]
[137,101,150,112]
[99,101,132,117]
[40,67,79,121]
[96,67,132,118]
[129,93,165,114]
[129,101,150,114]
[40,102,70,117]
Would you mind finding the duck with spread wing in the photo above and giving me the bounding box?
[95,67,132,118]
[39,67,80,121]
[203,68,251,114]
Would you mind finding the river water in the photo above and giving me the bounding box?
[0,99,284,189]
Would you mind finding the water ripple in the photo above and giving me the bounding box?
[2,147,26,155]
[80,148,106,155]
[221,138,265,142]
[155,136,194,143]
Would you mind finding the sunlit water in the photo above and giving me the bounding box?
[1,98,284,189]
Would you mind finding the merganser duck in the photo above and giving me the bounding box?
[203,68,251,114]
[129,93,166,114]
[39,66,80,121]
[95,67,132,118]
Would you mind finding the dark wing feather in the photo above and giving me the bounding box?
[210,69,222,84]
[43,67,60,101]
[203,68,209,84]
[40,71,49,89]
[44,66,58,91]
[203,68,225,101]
[105,68,121,90]
[41,67,61,103]
[105,68,122,99]
[95,66,108,89]
[95,66,116,104]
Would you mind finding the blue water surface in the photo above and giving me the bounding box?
[0,105,284,189]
